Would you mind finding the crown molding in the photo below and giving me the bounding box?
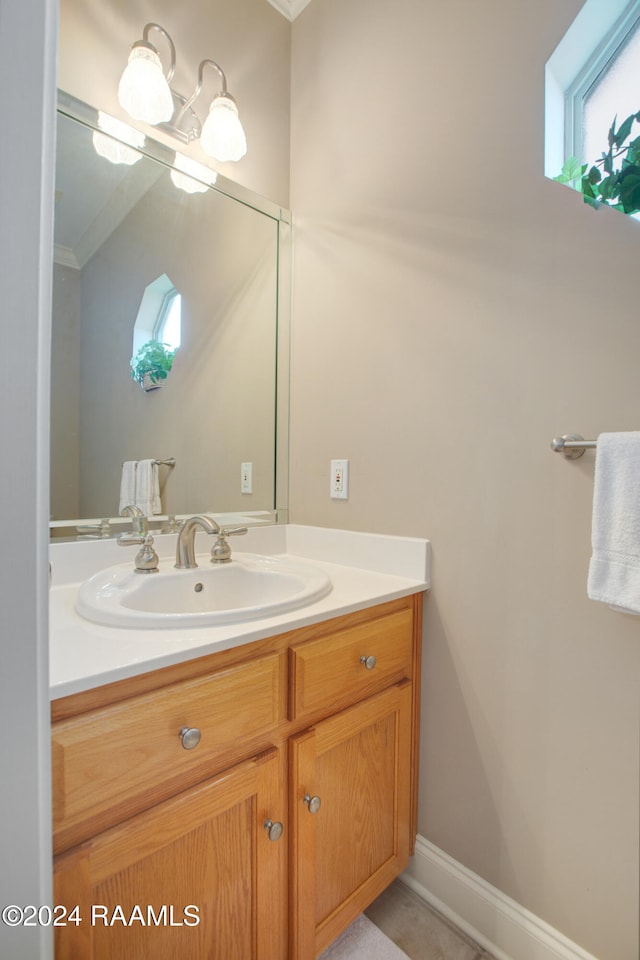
[266,0,314,21]
[53,244,79,269]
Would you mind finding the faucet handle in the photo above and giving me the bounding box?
[76,519,111,537]
[210,526,248,564]
[119,533,159,574]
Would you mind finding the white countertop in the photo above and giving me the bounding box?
[49,524,431,700]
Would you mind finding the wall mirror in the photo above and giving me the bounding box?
[51,92,290,539]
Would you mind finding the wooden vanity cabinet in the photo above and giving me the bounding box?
[54,749,286,960]
[52,594,422,960]
[290,682,412,959]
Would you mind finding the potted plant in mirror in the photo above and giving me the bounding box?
[130,341,177,392]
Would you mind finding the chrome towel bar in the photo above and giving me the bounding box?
[121,458,176,467]
[550,435,596,459]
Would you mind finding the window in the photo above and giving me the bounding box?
[582,17,640,169]
[132,273,182,357]
[153,289,182,350]
[545,0,640,178]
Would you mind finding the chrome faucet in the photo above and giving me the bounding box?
[118,505,159,573]
[120,504,147,536]
[175,514,248,569]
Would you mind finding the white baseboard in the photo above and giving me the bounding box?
[401,836,601,960]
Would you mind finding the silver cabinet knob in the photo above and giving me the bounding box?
[179,726,201,750]
[264,819,284,842]
[303,793,321,814]
[360,654,377,670]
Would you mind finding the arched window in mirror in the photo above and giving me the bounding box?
[153,288,182,350]
[130,273,181,390]
[132,272,182,355]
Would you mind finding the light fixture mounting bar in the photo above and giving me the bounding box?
[172,59,228,129]
[140,22,176,84]
[160,58,230,145]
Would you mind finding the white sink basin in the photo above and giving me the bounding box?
[75,553,332,629]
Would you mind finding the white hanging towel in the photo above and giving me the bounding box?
[119,461,138,514]
[588,431,640,613]
[135,459,162,515]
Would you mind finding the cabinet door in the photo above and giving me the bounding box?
[54,749,286,960]
[290,682,412,960]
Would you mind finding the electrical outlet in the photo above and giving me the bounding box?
[241,462,253,494]
[330,459,349,500]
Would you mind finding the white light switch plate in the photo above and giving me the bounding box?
[241,462,253,494]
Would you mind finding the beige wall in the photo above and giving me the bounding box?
[51,264,80,518]
[58,0,291,206]
[290,1,639,959]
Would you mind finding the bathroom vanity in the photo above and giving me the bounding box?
[49,94,430,958]
[49,525,429,959]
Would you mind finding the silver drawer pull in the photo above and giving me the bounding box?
[359,654,377,671]
[179,726,201,750]
[303,793,321,814]
[264,819,284,842]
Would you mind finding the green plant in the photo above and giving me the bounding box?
[554,110,640,215]
[130,340,177,387]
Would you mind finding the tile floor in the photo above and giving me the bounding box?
[365,880,497,960]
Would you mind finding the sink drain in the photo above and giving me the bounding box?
[194,582,204,593]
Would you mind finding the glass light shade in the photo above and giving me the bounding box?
[170,153,217,194]
[200,95,247,162]
[92,112,145,165]
[118,46,174,125]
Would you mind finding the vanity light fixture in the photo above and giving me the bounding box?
[92,112,145,166]
[118,22,247,163]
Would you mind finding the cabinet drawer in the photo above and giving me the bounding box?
[52,652,284,851]
[289,608,413,719]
